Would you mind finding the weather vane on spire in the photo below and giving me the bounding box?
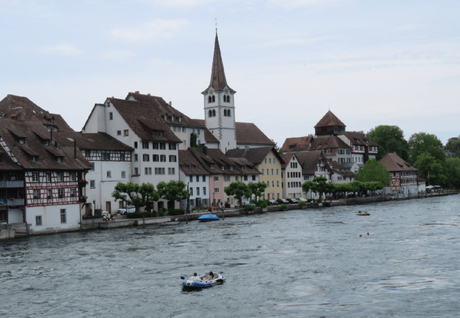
[215,18,218,33]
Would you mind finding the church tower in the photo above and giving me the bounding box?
[202,33,236,153]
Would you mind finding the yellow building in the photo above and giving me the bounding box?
[227,147,284,201]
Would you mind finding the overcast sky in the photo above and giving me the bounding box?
[1,0,459,147]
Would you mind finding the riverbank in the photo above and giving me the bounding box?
[1,190,457,239]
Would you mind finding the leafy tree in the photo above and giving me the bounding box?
[408,132,445,164]
[190,133,199,148]
[248,182,267,202]
[413,152,446,186]
[112,182,159,212]
[445,157,460,187]
[445,137,460,157]
[367,125,409,161]
[157,180,189,210]
[225,181,252,207]
[303,176,330,200]
[355,159,391,186]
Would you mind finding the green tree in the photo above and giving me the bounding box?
[157,180,189,210]
[190,133,199,148]
[408,132,445,164]
[248,182,267,202]
[445,157,460,187]
[413,152,446,185]
[224,181,252,207]
[305,176,330,201]
[367,125,409,161]
[112,182,159,212]
[355,159,391,186]
[445,137,460,157]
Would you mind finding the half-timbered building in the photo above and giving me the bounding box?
[0,119,91,234]
[379,152,419,197]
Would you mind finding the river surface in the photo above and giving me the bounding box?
[1,195,460,317]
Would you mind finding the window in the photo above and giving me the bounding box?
[252,175,256,181]
[145,167,152,175]
[169,155,177,162]
[69,173,75,181]
[265,158,267,164]
[271,169,274,175]
[134,168,139,175]
[124,130,129,136]
[262,169,264,175]
[276,169,279,175]
[214,188,219,193]
[160,143,166,150]
[267,181,270,187]
[134,154,138,162]
[203,187,206,195]
[46,173,51,182]
[90,180,95,189]
[143,154,150,162]
[224,176,230,181]
[272,181,274,187]
[235,176,239,181]
[107,171,112,178]
[168,168,175,175]
[70,188,76,197]
[121,171,126,178]
[214,176,219,181]
[153,142,158,149]
[267,169,270,175]
[33,189,40,199]
[60,209,66,223]
[277,181,279,187]
[117,130,121,135]
[36,216,42,226]
[153,155,159,162]
[120,153,125,161]
[134,142,138,149]
[58,189,64,198]
[33,173,39,182]
[169,143,176,150]
[142,141,149,149]
[244,175,248,181]
[155,168,165,175]
[196,176,200,182]
[160,155,166,162]
[274,158,276,164]
[196,187,200,196]
[190,187,194,196]
[269,158,272,164]
[57,173,63,181]
[109,112,113,120]
[101,152,110,161]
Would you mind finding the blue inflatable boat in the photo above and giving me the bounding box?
[182,273,225,290]
[198,214,220,222]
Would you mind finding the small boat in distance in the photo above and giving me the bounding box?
[357,211,370,216]
[198,214,220,222]
[182,272,225,290]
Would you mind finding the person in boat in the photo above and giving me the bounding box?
[206,271,215,280]
[189,273,201,281]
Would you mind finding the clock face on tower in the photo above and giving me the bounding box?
[209,89,214,95]
[224,89,228,94]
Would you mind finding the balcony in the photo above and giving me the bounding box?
[0,199,25,206]
[0,181,24,188]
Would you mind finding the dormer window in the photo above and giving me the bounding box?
[230,165,234,170]
[19,138,25,145]
[189,165,192,169]
[44,140,50,146]
[32,156,38,162]
[179,116,182,122]
[57,156,63,162]
[241,166,245,170]
[195,165,199,169]
[210,164,215,169]
[164,115,167,121]
[222,166,225,170]
[172,115,175,122]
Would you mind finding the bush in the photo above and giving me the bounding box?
[158,208,165,217]
[299,201,307,207]
[257,200,268,208]
[317,199,322,203]
[169,209,185,216]
[279,204,288,211]
[244,204,256,211]
[225,202,230,208]
[307,199,312,203]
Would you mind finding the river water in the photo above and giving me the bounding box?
[1,195,460,317]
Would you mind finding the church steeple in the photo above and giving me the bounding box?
[202,32,237,153]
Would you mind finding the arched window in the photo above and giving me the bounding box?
[223,109,227,116]
[208,96,212,103]
[208,110,212,117]
[212,109,216,117]
[212,95,215,102]
[227,109,231,117]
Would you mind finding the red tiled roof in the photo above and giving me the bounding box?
[314,110,346,129]
[281,136,313,152]
[340,131,378,147]
[235,122,274,146]
[379,152,418,172]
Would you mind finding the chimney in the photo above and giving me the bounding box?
[201,145,208,156]
[245,145,249,153]
[169,101,172,106]
[135,91,139,94]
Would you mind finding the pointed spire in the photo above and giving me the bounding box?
[209,33,228,91]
